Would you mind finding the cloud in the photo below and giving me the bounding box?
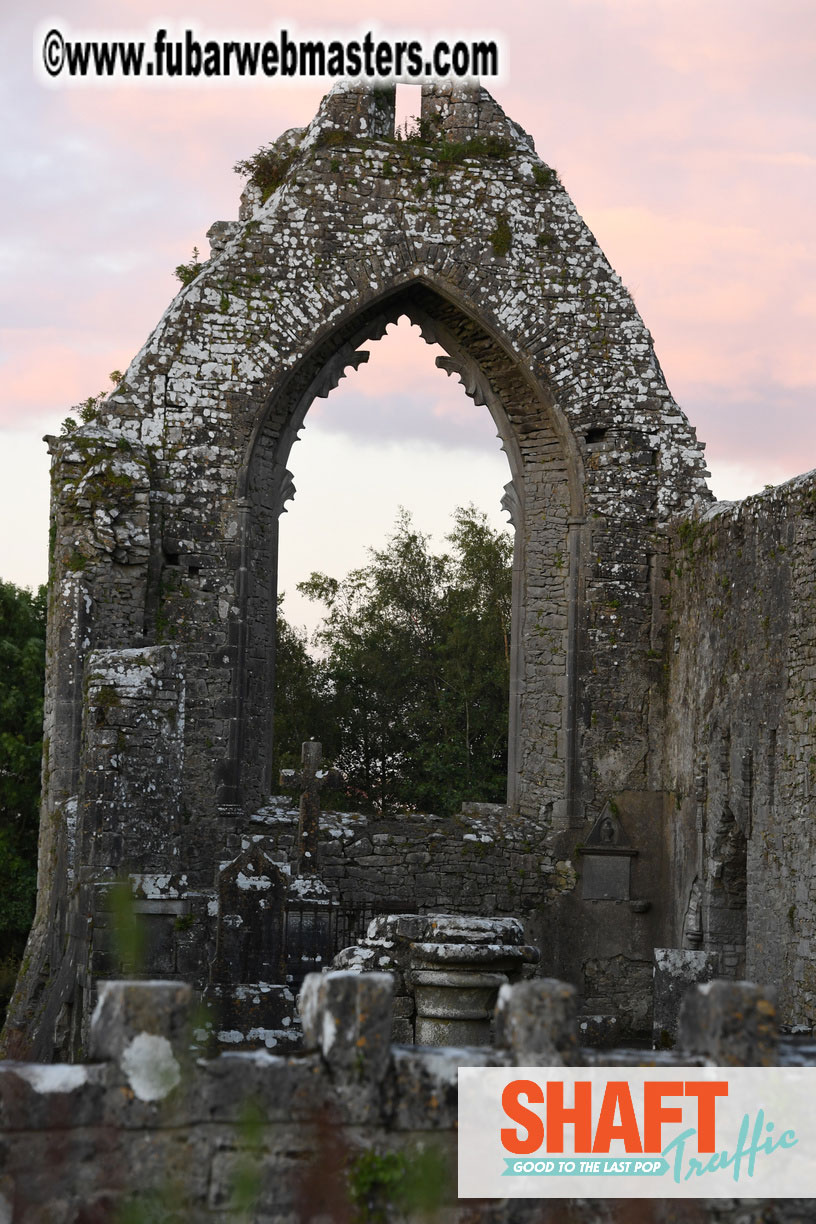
[684,381,816,483]
[582,202,816,399]
[2,0,815,592]
[0,329,131,424]
[303,319,507,454]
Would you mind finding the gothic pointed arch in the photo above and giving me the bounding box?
[236,276,584,817]
[6,81,716,1058]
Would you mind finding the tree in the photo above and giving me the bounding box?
[272,594,338,777]
[410,507,512,813]
[0,581,46,1022]
[293,507,512,816]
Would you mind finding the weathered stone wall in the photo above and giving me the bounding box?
[3,80,715,1058]
[243,801,565,930]
[0,975,804,1223]
[665,475,816,1024]
[2,431,155,1060]
[78,646,185,874]
[33,797,673,1056]
[240,800,664,1036]
[86,79,707,830]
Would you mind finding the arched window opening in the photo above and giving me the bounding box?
[273,315,514,817]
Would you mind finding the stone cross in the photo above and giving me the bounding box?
[280,741,342,875]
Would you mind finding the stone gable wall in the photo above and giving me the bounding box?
[1,81,722,1060]
[240,802,567,929]
[82,80,707,827]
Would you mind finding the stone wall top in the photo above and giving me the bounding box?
[0,975,799,1222]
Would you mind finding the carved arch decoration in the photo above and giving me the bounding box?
[233,277,586,818]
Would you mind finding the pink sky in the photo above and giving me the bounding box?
[1,1,815,599]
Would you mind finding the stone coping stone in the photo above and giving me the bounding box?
[366,913,526,945]
[409,941,539,968]
[410,969,508,988]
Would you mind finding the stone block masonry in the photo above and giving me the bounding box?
[242,800,660,1040]
[667,475,816,1025]
[0,975,808,1223]
[79,646,185,874]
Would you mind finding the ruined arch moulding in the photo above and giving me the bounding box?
[9,81,814,1061]
[240,277,581,819]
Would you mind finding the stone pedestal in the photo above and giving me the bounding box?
[89,980,192,1102]
[332,913,539,1046]
[299,970,393,1081]
[412,969,508,1046]
[495,978,582,1065]
[679,979,778,1066]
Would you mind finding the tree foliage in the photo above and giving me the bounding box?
[0,581,46,1012]
[0,507,510,935]
[274,507,512,817]
[272,595,339,775]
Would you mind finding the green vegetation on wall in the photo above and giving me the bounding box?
[0,580,46,1025]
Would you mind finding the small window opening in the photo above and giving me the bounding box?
[585,427,607,447]
[395,83,422,139]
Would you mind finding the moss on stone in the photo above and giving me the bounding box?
[489,214,512,257]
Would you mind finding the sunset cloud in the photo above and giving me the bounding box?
[2,0,814,590]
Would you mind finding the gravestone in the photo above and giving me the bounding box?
[211,847,287,985]
[206,848,297,1051]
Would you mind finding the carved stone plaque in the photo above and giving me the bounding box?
[582,853,632,900]
[579,800,637,900]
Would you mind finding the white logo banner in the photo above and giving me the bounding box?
[458,1067,816,1198]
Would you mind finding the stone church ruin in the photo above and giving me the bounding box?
[4,81,816,1067]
